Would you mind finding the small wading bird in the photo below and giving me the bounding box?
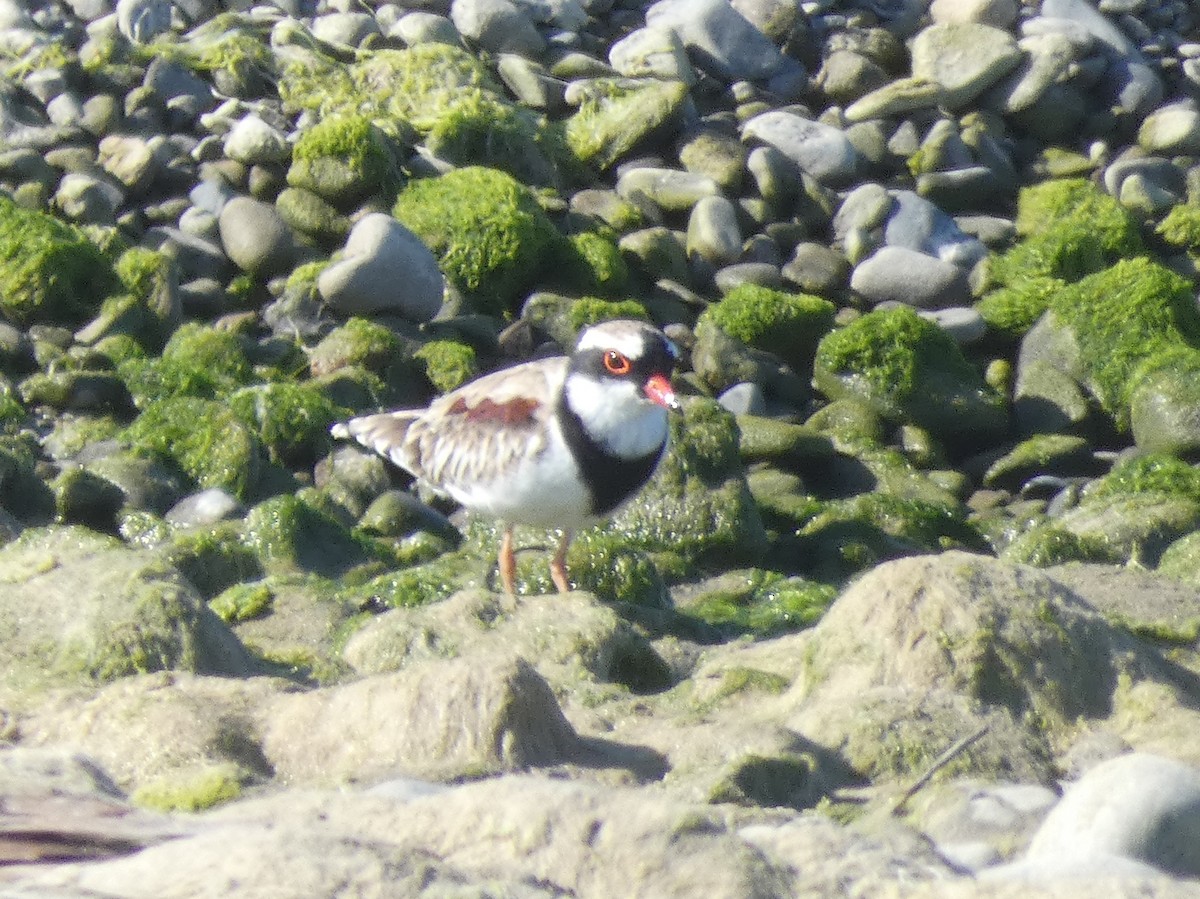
[331,319,680,596]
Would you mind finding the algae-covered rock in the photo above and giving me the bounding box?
[279,44,493,138]
[0,194,117,326]
[974,276,1062,344]
[981,434,1096,491]
[392,166,561,316]
[795,552,1124,734]
[557,233,633,299]
[681,569,836,638]
[125,396,264,500]
[307,316,401,377]
[795,490,984,583]
[1130,349,1200,454]
[261,654,580,783]
[813,305,1008,452]
[564,79,690,171]
[611,397,769,570]
[287,114,403,206]
[699,283,836,374]
[118,322,254,407]
[1032,259,1200,432]
[425,91,572,187]
[228,382,344,467]
[242,493,385,578]
[0,525,258,690]
[988,178,1142,288]
[343,588,670,694]
[413,339,477,393]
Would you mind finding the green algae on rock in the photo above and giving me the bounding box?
[119,322,254,407]
[700,284,836,373]
[287,114,404,206]
[0,193,117,326]
[242,493,388,579]
[209,581,274,624]
[125,396,264,500]
[684,570,836,638]
[988,177,1143,287]
[560,232,632,298]
[393,166,561,316]
[564,79,690,171]
[0,525,258,690]
[813,305,1008,451]
[228,382,345,467]
[413,339,478,394]
[132,763,245,813]
[567,297,647,331]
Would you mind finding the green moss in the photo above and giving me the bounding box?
[209,582,274,623]
[425,91,573,187]
[164,523,263,598]
[125,397,263,500]
[132,764,244,813]
[119,323,253,407]
[974,277,1063,342]
[289,114,402,202]
[703,285,836,369]
[308,317,401,377]
[1001,523,1123,567]
[242,493,384,578]
[560,231,631,297]
[564,80,690,171]
[1158,531,1200,586]
[228,382,344,467]
[567,297,648,332]
[336,556,467,609]
[989,178,1142,288]
[687,571,835,637]
[1088,452,1200,504]
[1046,259,1200,426]
[281,44,494,139]
[0,194,117,325]
[393,167,561,316]
[1157,202,1200,250]
[812,306,1006,447]
[414,340,478,393]
[796,491,982,582]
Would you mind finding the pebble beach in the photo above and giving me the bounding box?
[4,0,1200,894]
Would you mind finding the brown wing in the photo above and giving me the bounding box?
[332,357,566,494]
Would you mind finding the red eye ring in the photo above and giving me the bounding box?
[603,350,632,375]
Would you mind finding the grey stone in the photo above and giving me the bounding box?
[609,25,696,84]
[844,76,942,122]
[686,194,742,267]
[317,213,444,321]
[310,11,381,48]
[910,22,1024,109]
[97,134,159,195]
[54,171,124,224]
[782,242,849,295]
[930,0,1017,27]
[217,195,297,276]
[922,306,988,345]
[222,114,291,166]
[646,0,786,82]
[451,0,545,55]
[717,381,768,415]
[1024,752,1200,878]
[390,10,461,46]
[884,190,988,269]
[165,488,244,526]
[851,246,971,309]
[1138,101,1200,155]
[742,110,860,185]
[714,262,782,293]
[616,166,721,211]
[116,0,172,43]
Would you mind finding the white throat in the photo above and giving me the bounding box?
[563,373,669,460]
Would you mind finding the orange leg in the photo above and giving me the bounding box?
[498,524,517,597]
[550,529,574,594]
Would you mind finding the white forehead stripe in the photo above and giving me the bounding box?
[577,322,674,360]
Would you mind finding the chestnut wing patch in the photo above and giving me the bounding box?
[447,396,541,427]
[407,394,550,491]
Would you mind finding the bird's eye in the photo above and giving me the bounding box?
[603,350,632,375]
